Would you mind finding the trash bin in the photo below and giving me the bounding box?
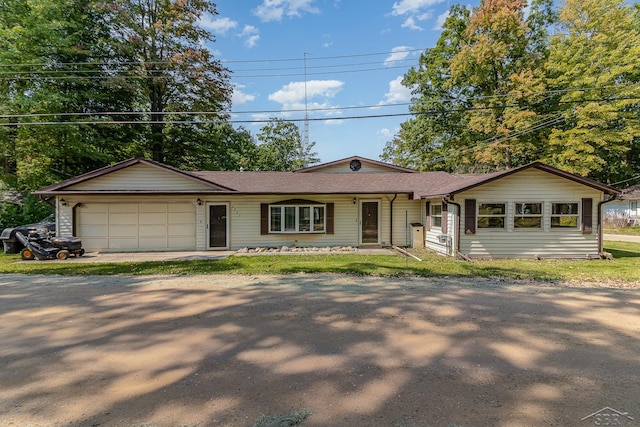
[1,228,19,254]
[411,223,424,249]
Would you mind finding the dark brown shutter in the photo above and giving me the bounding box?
[465,199,476,235]
[326,203,334,234]
[442,202,448,234]
[260,203,269,235]
[582,198,593,234]
[425,201,431,230]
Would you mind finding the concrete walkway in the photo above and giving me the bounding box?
[603,233,640,243]
[64,251,235,263]
[61,247,395,263]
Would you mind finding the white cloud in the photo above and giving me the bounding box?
[434,10,449,30]
[232,84,256,106]
[254,0,320,22]
[401,16,423,31]
[391,0,443,16]
[199,16,238,35]
[391,0,444,31]
[381,76,412,104]
[378,128,394,138]
[385,46,413,66]
[240,25,260,48]
[269,80,344,107]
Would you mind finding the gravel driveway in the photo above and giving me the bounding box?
[1,274,639,427]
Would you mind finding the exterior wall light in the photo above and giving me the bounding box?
[60,198,67,206]
[197,198,202,206]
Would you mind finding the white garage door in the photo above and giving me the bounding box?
[77,202,196,251]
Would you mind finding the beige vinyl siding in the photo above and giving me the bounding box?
[197,195,360,250]
[390,194,422,246]
[194,194,421,250]
[57,200,74,237]
[458,169,603,259]
[67,163,216,191]
[425,200,456,255]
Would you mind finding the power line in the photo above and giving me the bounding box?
[0,102,411,119]
[611,175,640,186]
[0,64,415,81]
[0,48,426,68]
[1,92,637,121]
[1,96,637,127]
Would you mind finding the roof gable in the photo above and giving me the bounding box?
[421,162,619,198]
[35,158,234,194]
[294,156,418,173]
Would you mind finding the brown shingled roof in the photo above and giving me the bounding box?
[621,184,640,199]
[192,170,458,199]
[34,157,620,198]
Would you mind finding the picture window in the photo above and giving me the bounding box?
[269,205,326,233]
[478,203,506,229]
[515,202,543,229]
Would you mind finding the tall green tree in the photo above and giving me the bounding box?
[382,5,474,171]
[447,0,553,170]
[0,0,140,190]
[545,0,640,183]
[165,123,258,171]
[255,119,319,171]
[383,0,555,172]
[107,0,232,164]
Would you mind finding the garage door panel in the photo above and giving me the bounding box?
[109,204,138,213]
[109,238,139,249]
[108,225,138,238]
[168,237,196,248]
[139,213,167,225]
[168,224,195,236]
[109,213,138,225]
[169,203,194,213]
[139,225,167,237]
[82,238,108,249]
[139,237,168,247]
[78,202,195,251]
[168,212,194,223]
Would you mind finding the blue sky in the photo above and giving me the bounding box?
[198,0,475,163]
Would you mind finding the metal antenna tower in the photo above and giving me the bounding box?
[303,52,310,147]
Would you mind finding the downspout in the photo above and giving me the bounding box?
[598,194,618,256]
[445,198,462,257]
[389,193,398,246]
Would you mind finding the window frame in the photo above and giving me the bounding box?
[514,202,543,230]
[430,204,443,229]
[477,202,507,230]
[550,202,580,229]
[268,204,326,234]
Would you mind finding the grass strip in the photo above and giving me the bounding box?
[0,242,638,283]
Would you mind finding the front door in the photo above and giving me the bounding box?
[208,204,228,249]
[360,200,380,244]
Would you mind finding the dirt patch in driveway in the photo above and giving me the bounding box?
[1,274,639,427]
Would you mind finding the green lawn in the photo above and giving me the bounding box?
[0,241,638,283]
[604,226,640,236]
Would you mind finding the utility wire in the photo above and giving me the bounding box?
[611,175,640,186]
[1,97,637,126]
[0,58,419,75]
[1,93,637,121]
[0,48,426,68]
